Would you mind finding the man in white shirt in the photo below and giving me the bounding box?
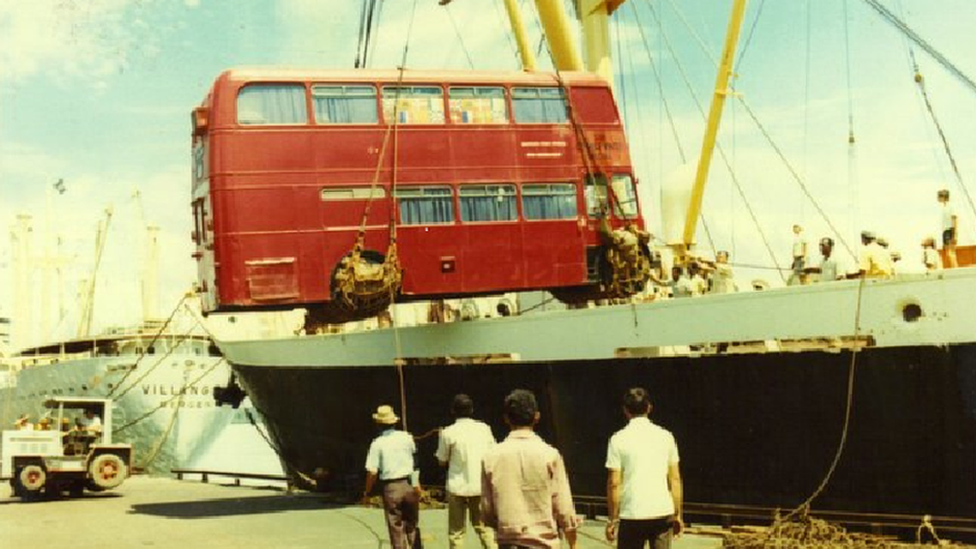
[363,404,420,549]
[78,409,103,435]
[436,394,497,549]
[789,224,808,285]
[605,388,683,549]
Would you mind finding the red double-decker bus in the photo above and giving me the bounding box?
[191,68,648,321]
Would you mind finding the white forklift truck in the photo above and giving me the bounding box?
[1,397,132,499]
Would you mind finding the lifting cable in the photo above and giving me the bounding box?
[657,0,855,263]
[491,0,521,65]
[783,276,865,520]
[109,324,202,402]
[444,4,475,69]
[860,0,976,97]
[642,0,781,277]
[906,46,976,220]
[354,0,379,69]
[106,293,189,399]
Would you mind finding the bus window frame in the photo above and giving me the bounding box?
[395,185,457,226]
[235,82,312,127]
[310,84,381,126]
[521,182,579,221]
[447,86,510,125]
[381,84,448,126]
[458,184,518,223]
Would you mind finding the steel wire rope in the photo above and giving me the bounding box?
[656,0,855,264]
[105,293,189,398]
[906,46,976,221]
[641,0,782,278]
[782,275,866,522]
[860,0,976,96]
[732,0,765,75]
[109,324,203,402]
[444,4,475,69]
[136,388,184,471]
[491,0,521,67]
[735,96,857,261]
[893,0,949,186]
[354,0,370,68]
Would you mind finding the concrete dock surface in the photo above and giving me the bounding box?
[0,476,724,548]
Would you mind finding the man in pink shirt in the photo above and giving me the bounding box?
[481,389,579,549]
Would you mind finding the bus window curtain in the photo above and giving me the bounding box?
[314,97,378,124]
[460,195,517,222]
[237,85,307,125]
[523,194,576,220]
[399,197,455,225]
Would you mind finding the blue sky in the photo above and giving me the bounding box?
[1,0,974,346]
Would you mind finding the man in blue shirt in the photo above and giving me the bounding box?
[363,404,421,548]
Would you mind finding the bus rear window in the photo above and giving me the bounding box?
[237,84,308,125]
[512,87,568,124]
[312,85,378,124]
[522,184,577,220]
[382,86,445,124]
[396,186,455,224]
[449,87,508,124]
[460,185,517,222]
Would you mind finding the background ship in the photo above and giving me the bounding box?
[1,203,240,474]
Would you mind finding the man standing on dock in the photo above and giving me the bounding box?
[436,394,497,549]
[363,404,421,549]
[789,224,808,285]
[605,388,683,549]
[481,389,579,549]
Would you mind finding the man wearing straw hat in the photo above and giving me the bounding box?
[363,404,421,548]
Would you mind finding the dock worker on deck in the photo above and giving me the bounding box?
[938,189,959,268]
[436,394,497,549]
[849,231,892,279]
[789,224,808,285]
[363,404,421,549]
[605,387,683,549]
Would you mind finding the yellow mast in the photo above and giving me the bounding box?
[503,0,537,71]
[681,0,748,252]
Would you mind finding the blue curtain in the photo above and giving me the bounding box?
[237,85,307,125]
[399,196,454,224]
[523,194,576,220]
[460,195,517,222]
[313,96,378,124]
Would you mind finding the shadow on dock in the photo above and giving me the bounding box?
[129,492,342,519]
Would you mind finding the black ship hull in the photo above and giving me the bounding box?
[232,343,976,519]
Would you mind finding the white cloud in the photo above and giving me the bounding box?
[0,1,139,84]
[184,0,200,8]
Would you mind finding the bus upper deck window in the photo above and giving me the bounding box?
[382,86,445,125]
[312,85,378,124]
[512,87,568,124]
[449,87,508,124]
[237,84,308,125]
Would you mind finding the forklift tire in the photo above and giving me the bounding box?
[89,454,127,490]
[18,465,46,496]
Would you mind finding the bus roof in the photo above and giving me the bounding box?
[215,67,610,88]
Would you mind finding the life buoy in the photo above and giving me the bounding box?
[89,454,127,490]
